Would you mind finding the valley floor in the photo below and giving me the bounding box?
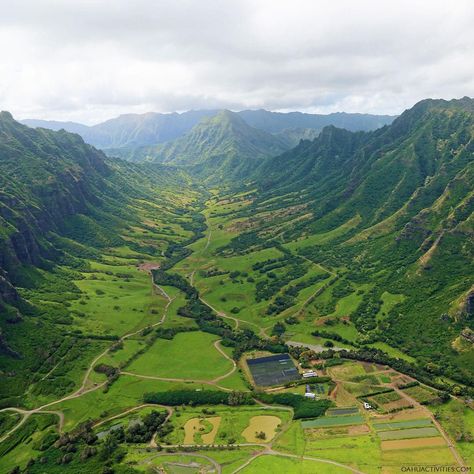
[0,190,472,473]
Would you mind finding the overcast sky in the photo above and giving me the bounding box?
[1,0,473,124]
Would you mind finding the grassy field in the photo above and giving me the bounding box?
[69,260,169,336]
[429,399,474,462]
[301,414,365,428]
[402,385,439,404]
[304,434,382,474]
[0,414,59,472]
[239,454,351,474]
[53,375,210,431]
[126,331,234,380]
[125,447,261,474]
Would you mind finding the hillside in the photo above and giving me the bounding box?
[22,110,218,150]
[0,111,201,402]
[127,110,292,179]
[230,97,474,383]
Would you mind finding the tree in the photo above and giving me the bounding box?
[271,322,286,337]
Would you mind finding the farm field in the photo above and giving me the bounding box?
[373,418,433,431]
[377,427,440,440]
[301,414,365,428]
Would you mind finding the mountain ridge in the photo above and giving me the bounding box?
[21,108,396,151]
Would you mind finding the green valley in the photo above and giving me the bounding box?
[0,97,473,473]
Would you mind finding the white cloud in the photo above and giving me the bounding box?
[0,0,473,123]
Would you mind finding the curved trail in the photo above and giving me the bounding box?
[231,450,367,474]
[143,452,222,474]
[121,370,233,392]
[91,403,172,429]
[0,274,174,444]
[211,340,237,383]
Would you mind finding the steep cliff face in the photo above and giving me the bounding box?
[0,112,111,283]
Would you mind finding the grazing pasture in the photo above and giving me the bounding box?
[126,331,233,380]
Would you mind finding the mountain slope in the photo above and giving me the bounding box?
[129,110,292,180]
[22,110,219,150]
[229,97,474,384]
[0,111,200,402]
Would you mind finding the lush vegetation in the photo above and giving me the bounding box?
[0,98,473,472]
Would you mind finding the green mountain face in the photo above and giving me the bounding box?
[0,111,200,400]
[123,110,292,180]
[245,97,474,380]
[1,99,473,473]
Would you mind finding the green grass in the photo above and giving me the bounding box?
[239,454,351,474]
[402,385,439,404]
[126,447,258,474]
[273,421,306,455]
[69,261,168,336]
[53,375,211,431]
[429,399,474,463]
[0,414,58,472]
[378,427,440,440]
[163,406,291,445]
[285,215,361,250]
[382,447,457,469]
[373,419,433,431]
[126,331,233,380]
[304,435,382,474]
[301,414,365,428]
[367,342,415,362]
[376,291,406,321]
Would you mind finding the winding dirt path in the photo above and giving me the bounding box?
[211,340,237,383]
[143,452,222,474]
[0,275,174,444]
[231,450,367,474]
[120,371,233,392]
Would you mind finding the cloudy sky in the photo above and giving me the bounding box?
[1,0,473,124]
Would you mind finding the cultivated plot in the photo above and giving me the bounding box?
[246,354,300,387]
